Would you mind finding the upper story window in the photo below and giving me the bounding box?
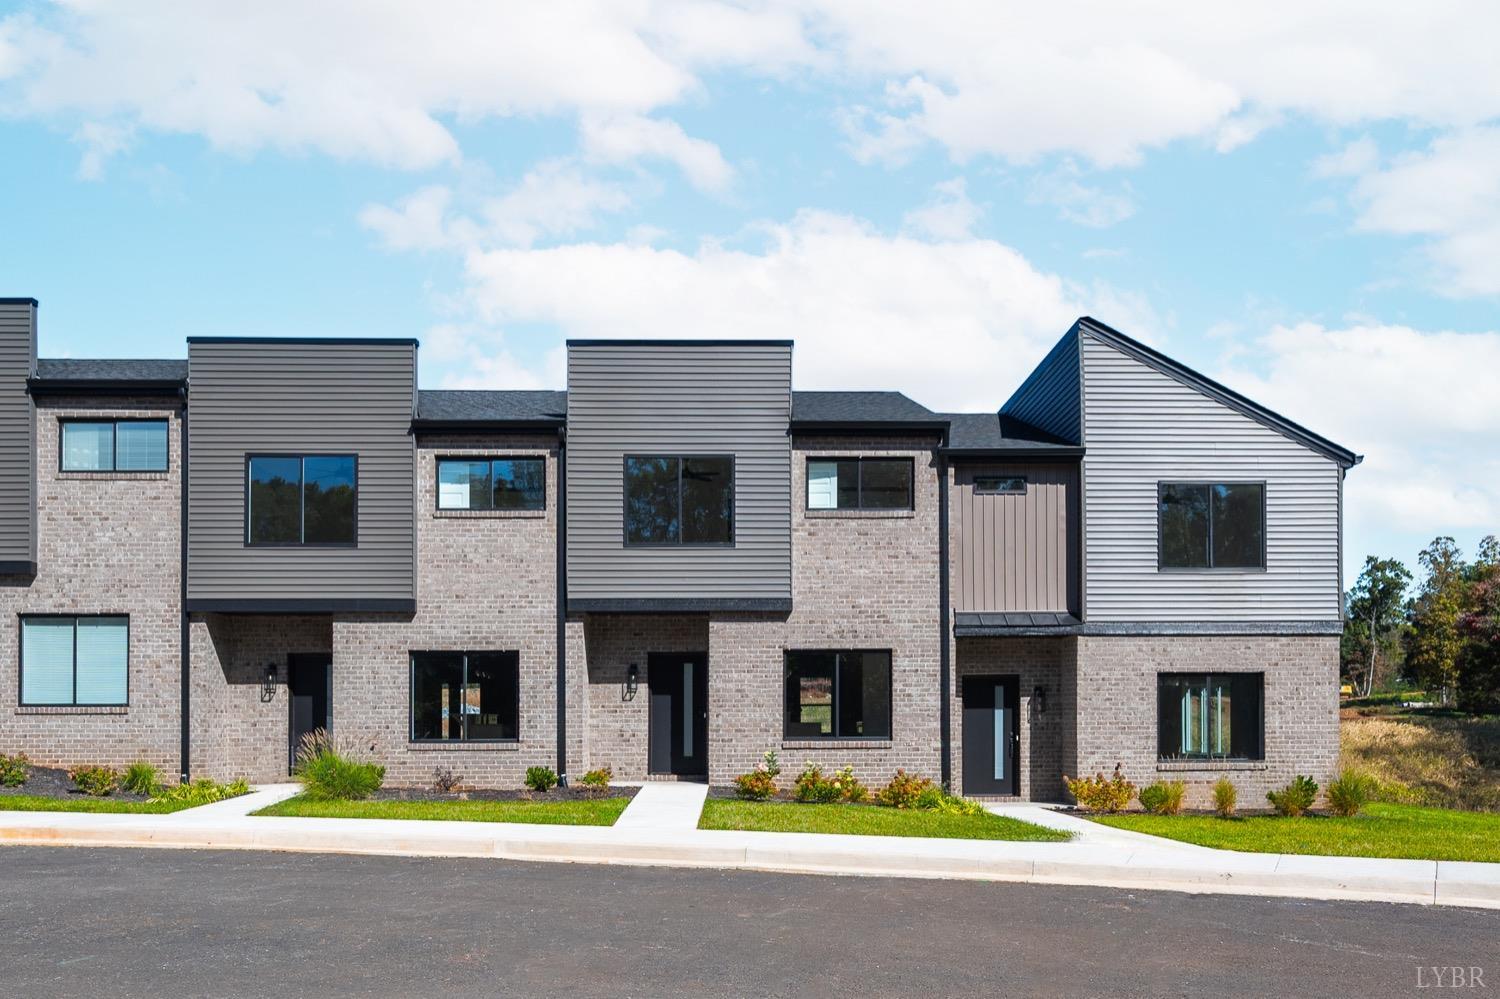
[1158,482,1265,570]
[20,615,129,706]
[247,454,357,546]
[623,455,733,546]
[61,419,168,472]
[806,457,913,511]
[973,475,1026,495]
[437,457,545,511]
[1157,672,1263,761]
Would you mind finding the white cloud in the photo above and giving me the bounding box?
[579,114,733,193]
[447,208,1159,410]
[1218,321,1500,540]
[1028,161,1135,228]
[71,120,132,179]
[901,177,981,240]
[1312,135,1379,178]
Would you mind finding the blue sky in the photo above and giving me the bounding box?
[2,2,1497,585]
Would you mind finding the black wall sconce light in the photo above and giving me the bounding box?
[1032,685,1047,715]
[261,663,278,703]
[624,663,639,701]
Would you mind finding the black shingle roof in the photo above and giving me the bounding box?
[35,358,188,382]
[790,391,944,428]
[414,389,566,426]
[940,412,1079,452]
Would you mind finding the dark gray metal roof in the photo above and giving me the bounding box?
[954,611,1083,633]
[414,389,566,427]
[35,358,188,382]
[790,390,946,429]
[940,412,1079,453]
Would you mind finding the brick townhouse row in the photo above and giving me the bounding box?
[0,297,1360,802]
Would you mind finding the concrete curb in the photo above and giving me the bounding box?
[2,809,1498,909]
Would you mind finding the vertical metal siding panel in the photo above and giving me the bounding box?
[1079,333,1341,621]
[564,343,792,601]
[185,342,416,603]
[0,302,36,565]
[952,462,1078,613]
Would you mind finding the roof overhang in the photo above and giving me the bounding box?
[953,613,1345,638]
[789,420,949,436]
[940,447,1084,461]
[410,419,564,434]
[568,597,792,615]
[28,377,185,398]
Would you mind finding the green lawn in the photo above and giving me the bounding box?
[699,799,1071,841]
[255,794,630,826]
[0,794,202,815]
[1094,803,1500,863]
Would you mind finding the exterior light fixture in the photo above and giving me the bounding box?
[1032,685,1047,715]
[261,663,278,702]
[625,663,639,700]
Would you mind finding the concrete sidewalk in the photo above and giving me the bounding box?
[614,782,709,830]
[2,786,1497,911]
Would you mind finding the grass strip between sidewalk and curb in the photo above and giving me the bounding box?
[698,799,1072,841]
[0,794,207,815]
[1093,802,1500,863]
[254,794,631,826]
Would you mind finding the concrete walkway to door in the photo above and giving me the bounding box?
[614,783,710,830]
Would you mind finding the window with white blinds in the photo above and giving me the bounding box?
[61,420,168,472]
[20,616,129,706]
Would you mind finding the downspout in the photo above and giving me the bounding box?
[938,449,952,789]
[555,427,568,785]
[178,385,191,783]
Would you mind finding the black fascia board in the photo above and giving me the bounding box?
[186,336,421,347]
[566,338,794,347]
[788,420,949,435]
[184,598,416,614]
[568,597,792,614]
[28,378,186,397]
[0,297,39,306]
[410,418,565,434]
[939,446,1085,460]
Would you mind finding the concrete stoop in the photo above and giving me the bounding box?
[2,790,1497,911]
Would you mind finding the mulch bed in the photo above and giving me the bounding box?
[0,763,154,803]
[371,785,638,803]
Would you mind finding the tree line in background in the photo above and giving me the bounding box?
[1342,535,1500,713]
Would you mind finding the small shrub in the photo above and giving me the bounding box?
[830,766,868,803]
[733,769,777,801]
[760,749,782,779]
[524,766,558,792]
[1326,769,1378,818]
[874,769,933,809]
[432,767,464,793]
[579,766,613,791]
[1138,780,1186,816]
[123,761,161,796]
[152,777,250,806]
[1212,777,1238,818]
[912,785,986,815]
[1267,775,1319,817]
[70,765,120,797]
[1063,764,1136,814]
[793,762,842,803]
[295,730,385,801]
[0,752,29,788]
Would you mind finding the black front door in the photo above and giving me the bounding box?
[288,653,332,774]
[961,675,1019,796]
[648,653,708,776]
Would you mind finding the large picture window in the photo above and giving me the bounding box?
[623,455,733,545]
[784,650,892,739]
[61,419,168,472]
[20,615,129,706]
[410,651,520,742]
[806,458,913,511]
[1158,482,1265,569]
[247,454,357,545]
[437,457,545,511]
[1157,673,1263,760]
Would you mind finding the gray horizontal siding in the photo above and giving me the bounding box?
[186,342,416,605]
[0,302,35,567]
[566,342,791,601]
[1080,332,1341,621]
[954,462,1079,614]
[1000,329,1080,443]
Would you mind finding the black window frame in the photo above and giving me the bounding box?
[973,474,1027,495]
[1156,480,1267,571]
[1156,671,1265,761]
[622,453,736,548]
[782,648,894,741]
[804,456,915,511]
[58,417,171,473]
[18,613,131,708]
[245,452,359,548]
[408,650,521,744]
[434,455,547,512]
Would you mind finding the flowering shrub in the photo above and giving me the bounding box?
[760,749,782,779]
[793,762,841,803]
[579,766,613,791]
[1063,764,1136,813]
[1138,780,1186,815]
[733,768,777,801]
[70,765,120,797]
[874,769,933,809]
[831,766,868,803]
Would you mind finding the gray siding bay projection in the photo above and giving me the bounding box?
[1079,329,1343,622]
[0,299,36,572]
[186,339,417,611]
[1000,329,1081,444]
[954,462,1079,614]
[565,340,792,609]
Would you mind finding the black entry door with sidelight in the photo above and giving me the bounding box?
[961,675,1019,796]
[288,653,332,774]
[648,653,708,777]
